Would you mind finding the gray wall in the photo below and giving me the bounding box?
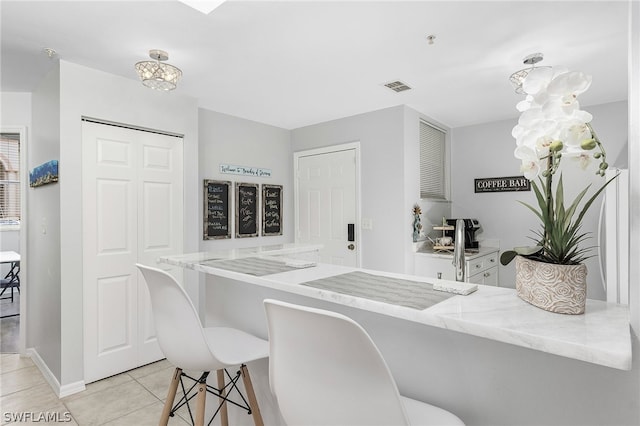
[29,64,62,380]
[291,105,452,274]
[450,101,628,298]
[198,108,293,251]
[292,105,406,272]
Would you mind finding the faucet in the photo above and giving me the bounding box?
[452,219,465,282]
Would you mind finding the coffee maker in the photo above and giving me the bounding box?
[444,218,480,249]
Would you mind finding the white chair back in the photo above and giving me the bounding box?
[264,299,410,426]
[137,264,224,372]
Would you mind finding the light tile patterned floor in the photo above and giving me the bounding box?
[0,354,190,425]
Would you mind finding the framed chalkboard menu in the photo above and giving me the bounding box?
[235,182,259,238]
[203,180,231,240]
[262,184,283,236]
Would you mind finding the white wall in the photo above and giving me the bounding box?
[198,109,293,250]
[450,101,628,298]
[630,0,640,337]
[57,60,199,387]
[29,64,62,379]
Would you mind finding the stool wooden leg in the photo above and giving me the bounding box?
[217,369,229,426]
[160,367,182,426]
[195,377,208,426]
[240,364,264,426]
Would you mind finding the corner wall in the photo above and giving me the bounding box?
[29,64,62,379]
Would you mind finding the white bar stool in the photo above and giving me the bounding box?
[264,299,465,426]
[137,264,268,426]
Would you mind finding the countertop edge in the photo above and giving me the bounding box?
[160,255,632,371]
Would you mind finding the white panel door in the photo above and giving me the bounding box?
[137,131,183,364]
[296,148,358,266]
[82,122,183,383]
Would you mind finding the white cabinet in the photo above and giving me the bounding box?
[466,251,499,286]
[414,248,499,286]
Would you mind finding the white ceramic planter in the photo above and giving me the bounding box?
[515,255,587,315]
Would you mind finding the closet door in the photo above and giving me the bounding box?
[137,129,183,365]
[82,121,183,383]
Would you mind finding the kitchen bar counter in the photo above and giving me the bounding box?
[160,244,631,370]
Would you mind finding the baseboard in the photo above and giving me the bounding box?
[26,348,86,398]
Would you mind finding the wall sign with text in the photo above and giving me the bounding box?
[236,182,259,238]
[220,163,272,178]
[262,184,283,236]
[474,176,531,193]
[203,180,231,239]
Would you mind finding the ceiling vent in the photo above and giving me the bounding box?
[383,80,412,93]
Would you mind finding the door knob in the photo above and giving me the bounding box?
[347,244,355,250]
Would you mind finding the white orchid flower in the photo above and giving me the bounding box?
[561,121,592,147]
[522,67,554,96]
[546,71,592,107]
[514,145,542,179]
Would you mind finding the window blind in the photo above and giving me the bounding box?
[0,134,21,220]
[419,121,446,199]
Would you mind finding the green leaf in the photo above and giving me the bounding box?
[500,246,542,265]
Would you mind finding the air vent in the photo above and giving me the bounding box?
[383,80,412,93]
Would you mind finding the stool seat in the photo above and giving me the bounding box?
[137,264,268,426]
[264,299,464,426]
[202,327,268,367]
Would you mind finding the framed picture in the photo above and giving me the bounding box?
[262,184,282,236]
[29,160,59,188]
[235,182,259,238]
[203,180,231,240]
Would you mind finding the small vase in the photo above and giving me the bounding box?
[514,255,587,315]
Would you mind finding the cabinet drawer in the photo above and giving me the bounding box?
[467,252,498,274]
[468,266,499,286]
[481,267,498,286]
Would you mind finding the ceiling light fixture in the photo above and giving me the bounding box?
[135,49,182,91]
[43,47,57,58]
[508,52,551,94]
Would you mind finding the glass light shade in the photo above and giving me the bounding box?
[509,68,531,94]
[509,66,553,94]
[135,60,182,91]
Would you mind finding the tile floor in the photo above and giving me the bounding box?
[0,354,191,425]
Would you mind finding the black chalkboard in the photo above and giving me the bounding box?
[236,182,259,238]
[262,184,283,236]
[203,180,231,239]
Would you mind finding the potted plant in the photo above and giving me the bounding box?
[500,67,616,314]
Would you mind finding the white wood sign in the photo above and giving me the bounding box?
[220,164,272,177]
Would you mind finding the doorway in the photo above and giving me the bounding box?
[294,143,360,267]
[0,128,27,354]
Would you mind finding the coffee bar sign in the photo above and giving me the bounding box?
[220,164,272,178]
[474,176,531,193]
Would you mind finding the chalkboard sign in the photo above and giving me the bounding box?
[236,182,259,238]
[262,184,283,236]
[203,180,231,240]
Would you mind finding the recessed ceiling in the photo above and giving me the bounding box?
[0,0,629,130]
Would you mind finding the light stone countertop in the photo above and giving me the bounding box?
[160,245,631,371]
